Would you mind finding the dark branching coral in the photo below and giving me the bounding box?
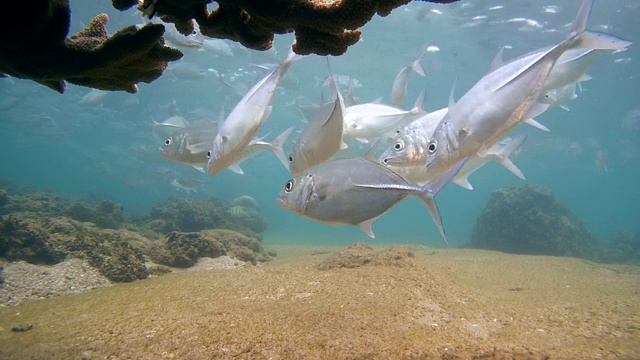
[0,0,183,93]
[468,184,598,259]
[2,0,458,92]
[132,0,460,56]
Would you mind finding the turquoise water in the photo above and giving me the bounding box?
[1,0,638,248]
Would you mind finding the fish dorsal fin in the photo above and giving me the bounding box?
[370,97,384,104]
[358,218,376,238]
[412,90,425,112]
[447,81,456,109]
[486,46,505,74]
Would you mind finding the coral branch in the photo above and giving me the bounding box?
[135,0,460,56]
[0,0,183,93]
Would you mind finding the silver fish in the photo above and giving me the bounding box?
[343,93,424,144]
[425,0,630,176]
[289,66,346,176]
[391,44,428,108]
[227,127,294,174]
[207,48,302,175]
[277,152,466,242]
[160,121,218,169]
[152,115,190,137]
[170,177,205,194]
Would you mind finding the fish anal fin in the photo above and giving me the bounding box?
[358,218,376,238]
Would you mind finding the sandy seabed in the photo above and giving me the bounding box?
[1,244,639,359]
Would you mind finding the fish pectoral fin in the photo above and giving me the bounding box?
[524,102,550,120]
[191,165,206,173]
[186,142,211,153]
[452,175,473,190]
[358,218,377,238]
[523,118,550,132]
[227,162,245,175]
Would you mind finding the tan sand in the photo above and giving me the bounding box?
[1,244,639,359]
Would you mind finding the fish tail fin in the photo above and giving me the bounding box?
[570,0,593,36]
[567,0,631,51]
[271,126,295,171]
[412,43,430,77]
[418,156,468,244]
[574,30,632,51]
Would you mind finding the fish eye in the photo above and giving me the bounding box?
[394,142,404,151]
[284,179,294,192]
[164,138,172,146]
[288,155,293,163]
[206,150,211,159]
[427,141,437,154]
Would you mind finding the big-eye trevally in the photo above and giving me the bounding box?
[424,0,631,176]
[160,121,218,171]
[277,150,466,242]
[391,44,428,108]
[289,63,346,176]
[343,93,425,144]
[207,47,302,176]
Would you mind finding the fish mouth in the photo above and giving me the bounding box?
[276,197,291,211]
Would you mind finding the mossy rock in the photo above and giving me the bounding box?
[149,231,226,268]
[63,200,123,229]
[2,192,65,217]
[598,232,640,264]
[149,229,270,267]
[468,184,598,259]
[0,216,66,264]
[0,216,148,282]
[148,197,231,233]
[143,196,268,238]
[0,189,8,207]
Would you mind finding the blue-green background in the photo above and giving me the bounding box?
[1,0,638,247]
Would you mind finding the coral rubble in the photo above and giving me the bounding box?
[468,184,599,259]
[0,0,182,93]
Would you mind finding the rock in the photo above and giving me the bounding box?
[144,196,267,238]
[149,229,270,268]
[148,197,231,233]
[468,184,598,259]
[149,231,225,268]
[0,216,148,282]
[0,216,66,264]
[598,232,640,264]
[63,200,124,229]
[0,189,7,207]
